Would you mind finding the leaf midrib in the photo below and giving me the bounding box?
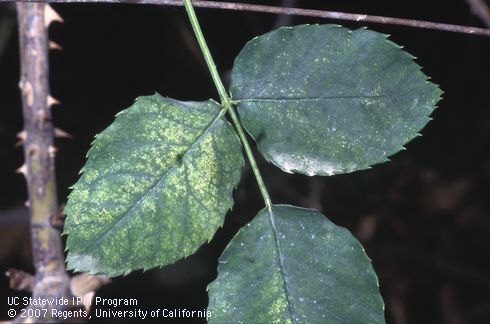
[78,108,226,254]
[266,208,297,324]
[233,94,415,104]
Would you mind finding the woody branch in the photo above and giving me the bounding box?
[2,0,490,36]
[14,2,72,322]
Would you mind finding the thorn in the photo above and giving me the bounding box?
[38,110,47,127]
[21,81,34,107]
[16,164,28,177]
[47,95,61,107]
[48,145,58,158]
[44,5,64,28]
[28,144,38,157]
[15,130,26,147]
[49,41,63,51]
[51,203,66,230]
[54,128,73,139]
[7,268,34,292]
[17,130,27,142]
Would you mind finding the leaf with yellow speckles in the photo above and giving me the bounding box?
[208,205,384,323]
[64,94,244,276]
[231,24,442,176]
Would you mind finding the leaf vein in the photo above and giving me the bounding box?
[267,209,297,323]
[77,110,226,253]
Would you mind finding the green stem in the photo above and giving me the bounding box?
[227,105,272,211]
[183,0,272,211]
[183,0,228,105]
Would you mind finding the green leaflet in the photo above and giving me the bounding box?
[208,205,384,324]
[64,95,244,276]
[231,24,442,176]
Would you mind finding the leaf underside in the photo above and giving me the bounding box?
[208,205,385,324]
[231,24,442,176]
[64,95,244,276]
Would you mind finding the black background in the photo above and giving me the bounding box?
[1,0,490,323]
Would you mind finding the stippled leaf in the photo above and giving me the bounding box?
[64,95,244,276]
[231,24,442,176]
[208,205,384,324]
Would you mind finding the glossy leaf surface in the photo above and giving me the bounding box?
[64,95,244,276]
[231,24,442,175]
[208,205,385,323]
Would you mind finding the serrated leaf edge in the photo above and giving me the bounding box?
[207,204,385,322]
[64,95,244,276]
[231,24,443,177]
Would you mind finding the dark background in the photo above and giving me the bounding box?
[1,0,489,323]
